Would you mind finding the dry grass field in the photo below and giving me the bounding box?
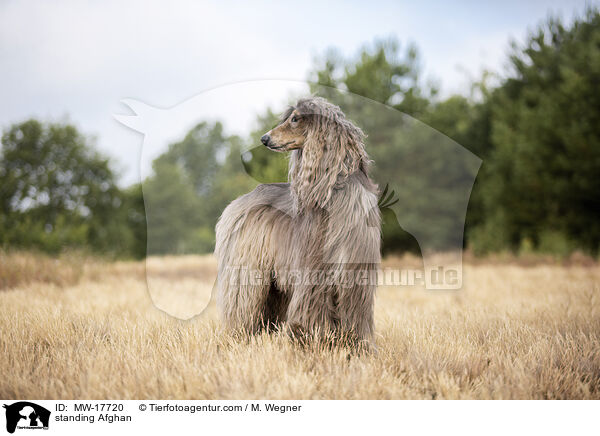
[1,251,599,399]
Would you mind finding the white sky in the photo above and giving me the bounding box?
[0,0,595,185]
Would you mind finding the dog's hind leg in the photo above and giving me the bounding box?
[216,265,272,334]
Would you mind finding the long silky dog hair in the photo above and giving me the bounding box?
[215,96,381,348]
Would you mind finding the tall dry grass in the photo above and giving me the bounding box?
[0,251,85,290]
[0,252,599,399]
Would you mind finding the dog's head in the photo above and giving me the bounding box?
[261,97,363,153]
[261,97,370,209]
[260,104,306,152]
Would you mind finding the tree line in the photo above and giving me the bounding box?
[1,9,599,258]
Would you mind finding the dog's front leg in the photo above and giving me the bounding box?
[285,280,339,343]
[336,273,376,349]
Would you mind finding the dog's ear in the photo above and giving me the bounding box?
[327,116,367,178]
[290,109,367,210]
[290,112,338,209]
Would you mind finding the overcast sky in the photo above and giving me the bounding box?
[0,0,595,185]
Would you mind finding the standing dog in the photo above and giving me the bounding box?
[215,97,381,348]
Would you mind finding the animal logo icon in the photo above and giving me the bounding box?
[3,402,50,433]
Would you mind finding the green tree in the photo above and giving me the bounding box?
[142,121,256,254]
[0,119,137,256]
[421,82,495,239]
[241,108,289,184]
[310,38,436,117]
[471,9,600,255]
[121,183,147,259]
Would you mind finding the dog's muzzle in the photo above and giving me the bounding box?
[261,134,271,147]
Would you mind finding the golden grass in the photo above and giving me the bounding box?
[1,252,599,399]
[0,251,84,290]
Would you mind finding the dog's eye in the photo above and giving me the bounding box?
[291,115,298,123]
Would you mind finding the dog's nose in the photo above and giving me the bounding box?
[261,134,270,146]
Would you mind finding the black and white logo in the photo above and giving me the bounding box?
[3,402,50,433]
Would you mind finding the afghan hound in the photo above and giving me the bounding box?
[215,96,381,349]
